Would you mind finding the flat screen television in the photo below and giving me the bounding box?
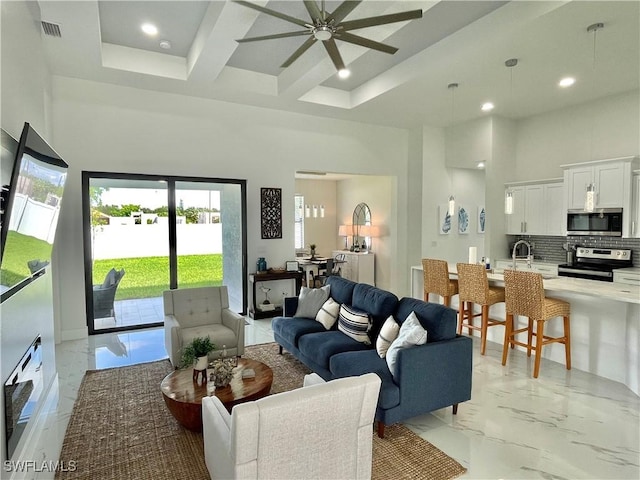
[0,123,68,302]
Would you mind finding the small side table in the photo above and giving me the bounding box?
[249,271,303,319]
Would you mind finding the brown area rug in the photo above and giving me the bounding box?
[57,342,466,480]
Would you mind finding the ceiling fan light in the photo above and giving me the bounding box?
[338,69,350,79]
[313,26,332,41]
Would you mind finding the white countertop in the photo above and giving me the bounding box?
[411,264,640,304]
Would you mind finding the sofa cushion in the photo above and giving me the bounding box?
[395,297,457,342]
[338,304,371,344]
[352,284,399,344]
[376,315,400,358]
[298,331,370,369]
[386,312,428,378]
[315,298,340,330]
[326,276,357,305]
[330,350,400,410]
[294,285,330,318]
[271,317,326,347]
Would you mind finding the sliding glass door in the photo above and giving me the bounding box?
[83,172,246,334]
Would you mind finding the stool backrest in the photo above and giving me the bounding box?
[422,258,451,297]
[456,263,490,304]
[504,269,545,319]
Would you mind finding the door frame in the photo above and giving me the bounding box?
[81,171,248,335]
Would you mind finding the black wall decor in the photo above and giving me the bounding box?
[260,187,282,239]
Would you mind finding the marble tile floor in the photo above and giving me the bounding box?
[36,320,640,479]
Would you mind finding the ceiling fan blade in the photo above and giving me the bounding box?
[340,9,423,31]
[303,0,323,22]
[281,36,317,68]
[237,31,310,43]
[335,32,397,54]
[322,38,346,71]
[329,1,362,24]
[234,1,309,28]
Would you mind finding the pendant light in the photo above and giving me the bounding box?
[584,22,604,212]
[447,82,458,217]
[504,59,518,215]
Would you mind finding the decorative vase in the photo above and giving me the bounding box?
[257,257,267,272]
[310,248,316,259]
[193,355,208,382]
[211,358,235,388]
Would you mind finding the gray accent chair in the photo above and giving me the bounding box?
[92,268,125,319]
[163,286,245,367]
[202,373,381,480]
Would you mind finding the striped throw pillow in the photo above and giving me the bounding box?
[338,304,371,344]
[376,315,400,358]
[316,298,340,330]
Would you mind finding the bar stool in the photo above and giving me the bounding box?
[456,263,506,355]
[422,258,458,307]
[502,269,571,378]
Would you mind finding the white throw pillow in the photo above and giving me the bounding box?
[338,304,371,344]
[376,315,400,358]
[294,285,330,318]
[315,298,340,330]
[386,311,428,378]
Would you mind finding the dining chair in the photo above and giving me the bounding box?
[502,269,571,378]
[456,263,505,356]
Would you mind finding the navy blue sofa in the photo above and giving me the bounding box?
[271,276,473,437]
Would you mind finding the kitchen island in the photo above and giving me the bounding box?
[410,264,640,395]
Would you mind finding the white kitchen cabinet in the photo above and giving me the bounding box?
[562,157,638,236]
[505,180,563,235]
[563,158,634,210]
[332,251,375,285]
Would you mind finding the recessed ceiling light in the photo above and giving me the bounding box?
[338,69,350,79]
[159,40,171,50]
[477,161,485,169]
[559,77,576,88]
[481,102,494,112]
[141,23,158,36]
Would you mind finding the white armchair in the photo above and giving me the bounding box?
[202,373,381,480]
[164,286,245,367]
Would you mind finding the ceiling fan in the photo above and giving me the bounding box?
[234,1,423,74]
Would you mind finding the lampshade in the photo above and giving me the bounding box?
[359,225,372,237]
[338,224,349,236]
[448,196,455,216]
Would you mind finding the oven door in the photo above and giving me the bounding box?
[567,209,622,236]
[558,266,614,282]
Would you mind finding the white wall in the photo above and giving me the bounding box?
[514,90,640,180]
[421,126,486,264]
[336,176,394,292]
[0,0,57,467]
[51,76,409,340]
[294,179,338,258]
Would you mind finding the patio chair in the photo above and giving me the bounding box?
[93,268,125,320]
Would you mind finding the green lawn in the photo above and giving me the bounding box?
[0,231,52,287]
[93,254,223,300]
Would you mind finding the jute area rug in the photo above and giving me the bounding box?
[57,342,466,480]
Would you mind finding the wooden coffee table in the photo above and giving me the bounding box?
[161,358,273,432]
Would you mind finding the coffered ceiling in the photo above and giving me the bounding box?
[36,1,639,129]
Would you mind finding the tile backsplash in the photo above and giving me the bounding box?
[507,235,640,266]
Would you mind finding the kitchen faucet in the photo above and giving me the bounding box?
[512,240,533,270]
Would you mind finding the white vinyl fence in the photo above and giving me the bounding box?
[92,223,223,260]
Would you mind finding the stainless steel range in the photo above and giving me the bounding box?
[558,247,632,282]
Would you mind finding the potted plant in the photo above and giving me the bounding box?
[181,336,215,370]
[309,243,317,259]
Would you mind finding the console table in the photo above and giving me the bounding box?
[249,271,303,319]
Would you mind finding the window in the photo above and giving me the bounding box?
[294,194,304,249]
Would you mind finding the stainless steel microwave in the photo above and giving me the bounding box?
[567,208,622,236]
